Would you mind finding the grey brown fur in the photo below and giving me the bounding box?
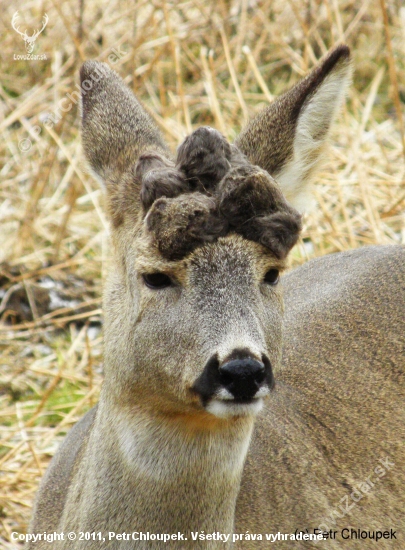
[28,46,405,550]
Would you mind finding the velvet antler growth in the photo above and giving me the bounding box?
[143,127,302,260]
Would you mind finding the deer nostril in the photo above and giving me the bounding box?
[219,358,266,400]
[192,352,273,405]
[218,369,233,387]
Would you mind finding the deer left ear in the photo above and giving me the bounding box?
[80,61,171,188]
[235,46,352,212]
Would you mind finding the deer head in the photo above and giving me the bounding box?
[12,11,48,54]
[80,46,351,421]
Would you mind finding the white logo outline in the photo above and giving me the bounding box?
[12,11,49,54]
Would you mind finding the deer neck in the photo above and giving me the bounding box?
[96,399,254,536]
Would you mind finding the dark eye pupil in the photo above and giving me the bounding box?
[143,273,172,289]
[264,269,279,285]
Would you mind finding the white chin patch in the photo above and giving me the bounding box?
[206,398,264,419]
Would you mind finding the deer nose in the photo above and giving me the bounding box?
[192,350,274,406]
[219,357,266,401]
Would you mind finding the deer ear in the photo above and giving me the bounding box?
[80,61,171,187]
[235,45,352,211]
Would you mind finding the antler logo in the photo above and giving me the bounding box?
[12,11,49,54]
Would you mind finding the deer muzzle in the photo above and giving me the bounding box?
[192,350,274,418]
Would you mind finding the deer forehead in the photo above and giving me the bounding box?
[133,233,286,286]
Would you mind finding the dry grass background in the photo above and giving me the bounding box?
[0,0,404,546]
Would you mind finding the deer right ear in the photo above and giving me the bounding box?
[235,46,352,212]
[80,61,171,188]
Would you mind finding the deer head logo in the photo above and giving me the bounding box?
[12,11,48,54]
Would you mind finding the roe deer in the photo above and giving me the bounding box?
[28,45,405,549]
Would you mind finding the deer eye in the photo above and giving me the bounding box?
[263,269,279,285]
[142,273,173,289]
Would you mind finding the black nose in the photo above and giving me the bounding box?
[219,358,265,401]
[192,350,274,405]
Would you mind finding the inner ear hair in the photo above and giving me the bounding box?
[234,45,352,212]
